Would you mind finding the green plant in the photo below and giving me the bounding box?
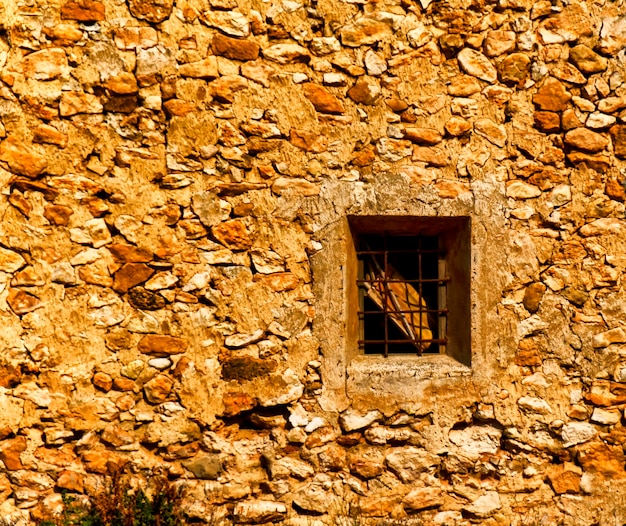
[37,469,184,526]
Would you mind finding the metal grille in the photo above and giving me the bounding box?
[356,233,449,356]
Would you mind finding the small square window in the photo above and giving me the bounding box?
[348,216,471,366]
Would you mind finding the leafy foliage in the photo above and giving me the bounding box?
[38,469,183,526]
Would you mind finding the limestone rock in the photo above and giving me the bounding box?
[61,0,105,21]
[263,44,310,64]
[22,48,68,80]
[592,327,626,348]
[385,447,440,482]
[347,77,381,106]
[213,34,260,61]
[457,48,497,83]
[533,77,571,112]
[499,53,531,85]
[464,492,501,518]
[232,501,287,524]
[201,10,250,37]
[474,118,506,147]
[303,83,344,114]
[340,410,382,431]
[7,289,42,315]
[562,422,596,447]
[0,137,47,178]
[127,0,174,23]
[599,16,626,56]
[403,487,443,512]
[610,125,626,158]
[183,455,223,480]
[144,374,174,404]
[59,92,103,116]
[212,219,252,250]
[341,18,392,47]
[483,30,516,57]
[564,128,608,152]
[138,335,188,356]
[0,437,27,470]
[524,282,546,313]
[569,45,608,75]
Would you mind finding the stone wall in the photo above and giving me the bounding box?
[1,0,626,524]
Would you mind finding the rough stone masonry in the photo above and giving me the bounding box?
[1,0,626,524]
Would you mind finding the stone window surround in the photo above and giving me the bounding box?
[310,177,501,414]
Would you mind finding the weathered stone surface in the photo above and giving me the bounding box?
[143,374,173,404]
[403,487,443,512]
[533,77,571,112]
[569,45,608,74]
[232,501,287,524]
[262,44,310,64]
[138,335,188,356]
[457,48,497,83]
[403,127,442,145]
[0,137,47,178]
[599,16,626,56]
[347,77,381,105]
[499,53,531,85]
[341,18,392,47]
[524,282,546,313]
[213,34,260,61]
[564,128,608,152]
[183,455,223,480]
[127,0,173,23]
[483,30,516,57]
[464,492,501,518]
[562,422,596,447]
[385,447,440,482]
[61,0,105,21]
[212,219,252,250]
[534,111,560,133]
[60,92,103,116]
[113,263,155,293]
[22,49,68,80]
[178,57,219,79]
[303,83,344,114]
[610,125,626,158]
[0,437,27,470]
[7,289,42,315]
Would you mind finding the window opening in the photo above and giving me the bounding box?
[356,233,448,356]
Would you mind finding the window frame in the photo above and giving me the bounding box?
[347,215,472,367]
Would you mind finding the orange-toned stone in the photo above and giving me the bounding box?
[101,424,134,448]
[0,365,21,389]
[213,33,260,61]
[610,125,626,159]
[113,263,154,293]
[255,272,299,291]
[577,442,626,478]
[350,145,376,167]
[210,75,248,103]
[222,392,257,416]
[33,124,68,148]
[108,244,153,263]
[7,289,42,315]
[303,83,345,114]
[22,48,68,81]
[9,193,32,217]
[138,334,188,356]
[164,442,200,460]
[56,470,84,492]
[290,129,328,153]
[44,205,73,226]
[547,465,581,494]
[103,72,138,95]
[515,339,542,367]
[43,23,83,44]
[78,265,113,287]
[534,111,560,133]
[127,0,173,23]
[61,0,105,21]
[403,127,442,145]
[0,436,27,470]
[112,377,136,391]
[59,92,103,116]
[533,77,571,112]
[606,178,626,202]
[0,137,47,178]
[143,374,173,404]
[212,219,252,250]
[163,99,196,117]
[92,372,113,391]
[82,450,125,474]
